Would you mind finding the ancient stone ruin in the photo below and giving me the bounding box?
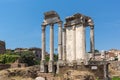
[0,40,6,54]
[40,11,63,73]
[40,11,109,80]
[64,13,95,64]
[40,10,95,72]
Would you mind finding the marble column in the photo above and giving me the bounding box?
[41,25,46,61]
[62,27,66,61]
[49,24,54,72]
[58,21,62,60]
[56,24,64,74]
[73,25,76,62]
[40,25,46,72]
[82,26,86,60]
[90,26,95,58]
[50,24,54,61]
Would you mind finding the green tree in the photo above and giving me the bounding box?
[45,55,49,62]
[54,54,58,61]
[45,54,58,62]
[18,51,38,66]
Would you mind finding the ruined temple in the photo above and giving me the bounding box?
[40,11,95,73]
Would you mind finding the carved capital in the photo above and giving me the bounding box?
[63,27,66,32]
[90,26,94,29]
[72,24,76,30]
[58,21,62,24]
[58,21,63,28]
[50,23,54,27]
[41,25,46,31]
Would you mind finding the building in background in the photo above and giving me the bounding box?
[0,40,6,54]
[29,47,42,59]
[14,47,42,60]
[14,48,29,53]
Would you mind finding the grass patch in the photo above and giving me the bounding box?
[112,77,120,80]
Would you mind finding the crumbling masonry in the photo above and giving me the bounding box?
[40,11,95,73]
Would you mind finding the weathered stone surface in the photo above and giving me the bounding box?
[76,25,86,61]
[66,27,74,62]
[43,11,60,25]
[0,40,6,54]
[63,70,95,80]
[40,61,46,72]
[66,24,86,63]
[48,61,54,73]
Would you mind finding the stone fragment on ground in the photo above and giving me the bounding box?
[35,77,45,80]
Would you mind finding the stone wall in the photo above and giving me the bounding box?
[0,40,6,54]
[0,64,11,70]
[58,64,105,80]
[109,61,120,70]
[11,63,27,68]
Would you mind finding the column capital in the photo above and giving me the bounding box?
[58,21,63,24]
[58,21,63,28]
[41,25,46,31]
[50,23,54,27]
[72,24,76,30]
[63,27,66,32]
[42,26,45,30]
[90,25,94,29]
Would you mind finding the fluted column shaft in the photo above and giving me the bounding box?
[50,24,54,61]
[73,25,76,61]
[62,27,66,61]
[58,22,62,60]
[82,26,86,59]
[90,26,95,57]
[41,25,46,61]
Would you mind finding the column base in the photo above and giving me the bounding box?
[48,60,54,73]
[56,60,66,73]
[40,60,46,72]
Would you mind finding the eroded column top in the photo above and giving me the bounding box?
[42,11,61,25]
[64,13,94,27]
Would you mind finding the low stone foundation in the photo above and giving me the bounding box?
[11,63,27,68]
[0,64,11,70]
[59,64,104,79]
[40,61,110,80]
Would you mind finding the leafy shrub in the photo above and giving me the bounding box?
[17,51,38,66]
[0,54,20,64]
[45,54,58,62]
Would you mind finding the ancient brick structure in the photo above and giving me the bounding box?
[0,40,6,54]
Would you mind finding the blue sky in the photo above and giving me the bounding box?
[0,0,120,52]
